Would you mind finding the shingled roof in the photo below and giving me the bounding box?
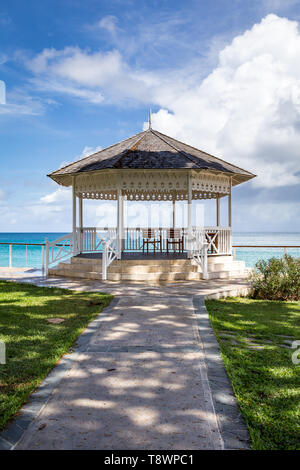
[49,128,255,186]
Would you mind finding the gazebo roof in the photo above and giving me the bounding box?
[49,128,255,187]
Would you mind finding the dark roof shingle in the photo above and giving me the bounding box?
[49,128,255,185]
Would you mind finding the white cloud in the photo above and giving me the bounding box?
[80,145,102,157]
[0,12,12,27]
[58,145,103,169]
[22,14,300,189]
[98,15,119,35]
[40,187,71,204]
[31,78,104,104]
[261,0,299,11]
[0,88,44,115]
[0,53,7,65]
[148,14,300,189]
[249,201,298,222]
[84,15,120,37]
[26,47,155,104]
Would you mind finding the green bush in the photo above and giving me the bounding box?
[250,255,300,301]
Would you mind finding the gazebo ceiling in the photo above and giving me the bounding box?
[48,128,256,188]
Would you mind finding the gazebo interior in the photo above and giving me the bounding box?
[46,126,255,281]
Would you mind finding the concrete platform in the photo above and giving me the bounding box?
[49,252,248,282]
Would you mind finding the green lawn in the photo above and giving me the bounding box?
[205,298,300,450]
[0,281,112,431]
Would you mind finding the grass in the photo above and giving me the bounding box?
[205,297,300,450]
[0,281,112,431]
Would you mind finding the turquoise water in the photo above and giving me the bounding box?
[0,232,299,268]
[233,232,300,267]
[0,233,66,269]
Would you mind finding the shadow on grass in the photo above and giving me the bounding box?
[0,280,112,431]
[206,297,300,450]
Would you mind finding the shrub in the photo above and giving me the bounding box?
[250,255,300,301]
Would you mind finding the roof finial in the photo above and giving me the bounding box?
[149,108,152,130]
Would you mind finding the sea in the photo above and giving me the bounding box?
[0,232,299,269]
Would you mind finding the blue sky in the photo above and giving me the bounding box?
[1,0,300,231]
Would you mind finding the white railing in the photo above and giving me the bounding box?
[0,242,46,271]
[44,226,231,277]
[204,227,232,255]
[192,244,209,279]
[44,226,231,276]
[189,228,208,279]
[45,233,75,275]
[80,227,117,253]
[101,238,118,280]
[80,226,232,255]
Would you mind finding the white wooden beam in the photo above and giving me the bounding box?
[228,178,232,228]
[72,176,77,254]
[187,174,192,257]
[117,188,124,259]
[216,196,220,227]
[172,199,176,229]
[79,196,83,252]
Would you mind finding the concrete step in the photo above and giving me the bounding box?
[109,272,202,281]
[71,257,102,267]
[207,255,233,264]
[49,267,102,280]
[108,264,199,274]
[69,258,243,272]
[206,270,249,280]
[49,266,248,281]
[49,254,248,282]
[71,256,195,267]
[49,267,203,281]
[67,260,200,274]
[68,262,103,272]
[208,261,246,273]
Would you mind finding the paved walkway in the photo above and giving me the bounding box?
[0,270,250,450]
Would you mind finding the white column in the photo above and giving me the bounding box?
[228,178,232,254]
[79,196,83,252]
[228,179,232,228]
[72,177,77,255]
[172,199,176,229]
[216,196,220,227]
[147,203,151,229]
[187,174,192,257]
[121,194,125,251]
[117,188,124,259]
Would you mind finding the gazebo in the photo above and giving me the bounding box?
[46,121,255,281]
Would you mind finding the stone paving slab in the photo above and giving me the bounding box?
[0,268,251,299]
[16,350,222,450]
[14,291,224,450]
[0,271,250,450]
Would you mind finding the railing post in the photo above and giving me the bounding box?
[72,176,77,255]
[102,241,107,280]
[9,244,12,268]
[41,245,45,273]
[202,243,208,280]
[233,247,237,260]
[79,196,83,253]
[187,175,192,258]
[45,238,49,277]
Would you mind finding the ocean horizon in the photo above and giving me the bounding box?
[0,231,299,269]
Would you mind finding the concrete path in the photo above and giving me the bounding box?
[0,270,250,450]
[0,268,251,300]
